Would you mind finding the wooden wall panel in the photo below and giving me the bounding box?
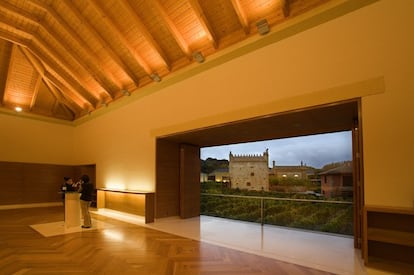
[0,161,95,205]
[105,192,146,216]
[155,139,180,218]
[0,162,24,204]
[74,165,96,184]
[180,144,200,218]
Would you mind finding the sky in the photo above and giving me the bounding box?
[200,131,352,169]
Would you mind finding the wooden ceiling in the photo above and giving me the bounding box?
[0,0,331,121]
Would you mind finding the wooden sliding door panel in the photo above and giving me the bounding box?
[180,144,200,219]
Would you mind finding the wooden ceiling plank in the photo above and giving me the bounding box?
[153,0,191,58]
[30,0,121,96]
[0,0,114,102]
[230,0,250,34]
[19,46,78,115]
[0,4,97,108]
[88,0,153,76]
[61,0,141,87]
[28,39,98,110]
[44,71,89,113]
[29,36,97,108]
[0,26,32,48]
[188,0,218,49]
[119,0,171,71]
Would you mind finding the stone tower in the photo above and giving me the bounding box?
[229,149,269,191]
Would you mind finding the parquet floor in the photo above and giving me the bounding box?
[0,206,334,274]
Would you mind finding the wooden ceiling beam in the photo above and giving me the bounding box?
[3,44,18,108]
[0,30,79,114]
[30,0,121,98]
[119,0,171,71]
[188,0,218,49]
[0,26,32,48]
[88,0,153,76]
[153,0,191,58]
[44,71,89,113]
[230,0,250,34]
[0,41,13,106]
[61,0,141,87]
[0,3,97,108]
[0,0,114,102]
[20,46,79,116]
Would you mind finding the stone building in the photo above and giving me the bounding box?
[229,149,269,191]
[269,160,313,179]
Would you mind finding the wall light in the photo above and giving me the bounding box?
[15,106,22,112]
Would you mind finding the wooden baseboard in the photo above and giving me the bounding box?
[0,202,62,210]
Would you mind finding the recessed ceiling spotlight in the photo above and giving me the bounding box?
[150,73,161,82]
[192,51,205,63]
[122,89,131,96]
[256,19,270,35]
[15,106,22,112]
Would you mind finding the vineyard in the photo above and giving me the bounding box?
[200,182,353,235]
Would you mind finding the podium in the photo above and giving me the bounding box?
[65,192,81,228]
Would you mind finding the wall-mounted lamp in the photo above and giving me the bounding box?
[256,19,270,35]
[14,106,22,112]
[192,51,205,63]
[150,73,161,82]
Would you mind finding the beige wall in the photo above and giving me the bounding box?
[0,114,74,164]
[1,0,413,207]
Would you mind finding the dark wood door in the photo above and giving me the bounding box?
[179,144,200,218]
[352,109,364,249]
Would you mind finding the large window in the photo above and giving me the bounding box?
[200,131,354,235]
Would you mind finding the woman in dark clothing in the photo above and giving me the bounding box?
[78,174,93,228]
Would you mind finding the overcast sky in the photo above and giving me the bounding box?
[200,131,352,169]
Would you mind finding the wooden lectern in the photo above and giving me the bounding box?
[65,192,81,228]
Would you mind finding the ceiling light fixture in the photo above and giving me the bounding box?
[256,19,270,35]
[192,51,205,63]
[15,106,22,112]
[122,89,131,96]
[150,73,161,82]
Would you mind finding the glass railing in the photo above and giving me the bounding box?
[200,193,353,235]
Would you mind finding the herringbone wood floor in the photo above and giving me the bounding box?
[0,206,334,274]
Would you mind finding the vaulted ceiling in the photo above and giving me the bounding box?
[0,0,331,121]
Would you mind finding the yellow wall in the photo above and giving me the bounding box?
[1,0,413,208]
[0,114,74,164]
[73,0,411,207]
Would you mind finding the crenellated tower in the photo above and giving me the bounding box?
[229,149,269,191]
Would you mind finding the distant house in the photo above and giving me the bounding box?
[207,168,229,183]
[320,163,353,198]
[200,173,209,182]
[269,160,314,179]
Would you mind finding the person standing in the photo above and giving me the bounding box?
[78,174,93,228]
[61,177,76,205]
